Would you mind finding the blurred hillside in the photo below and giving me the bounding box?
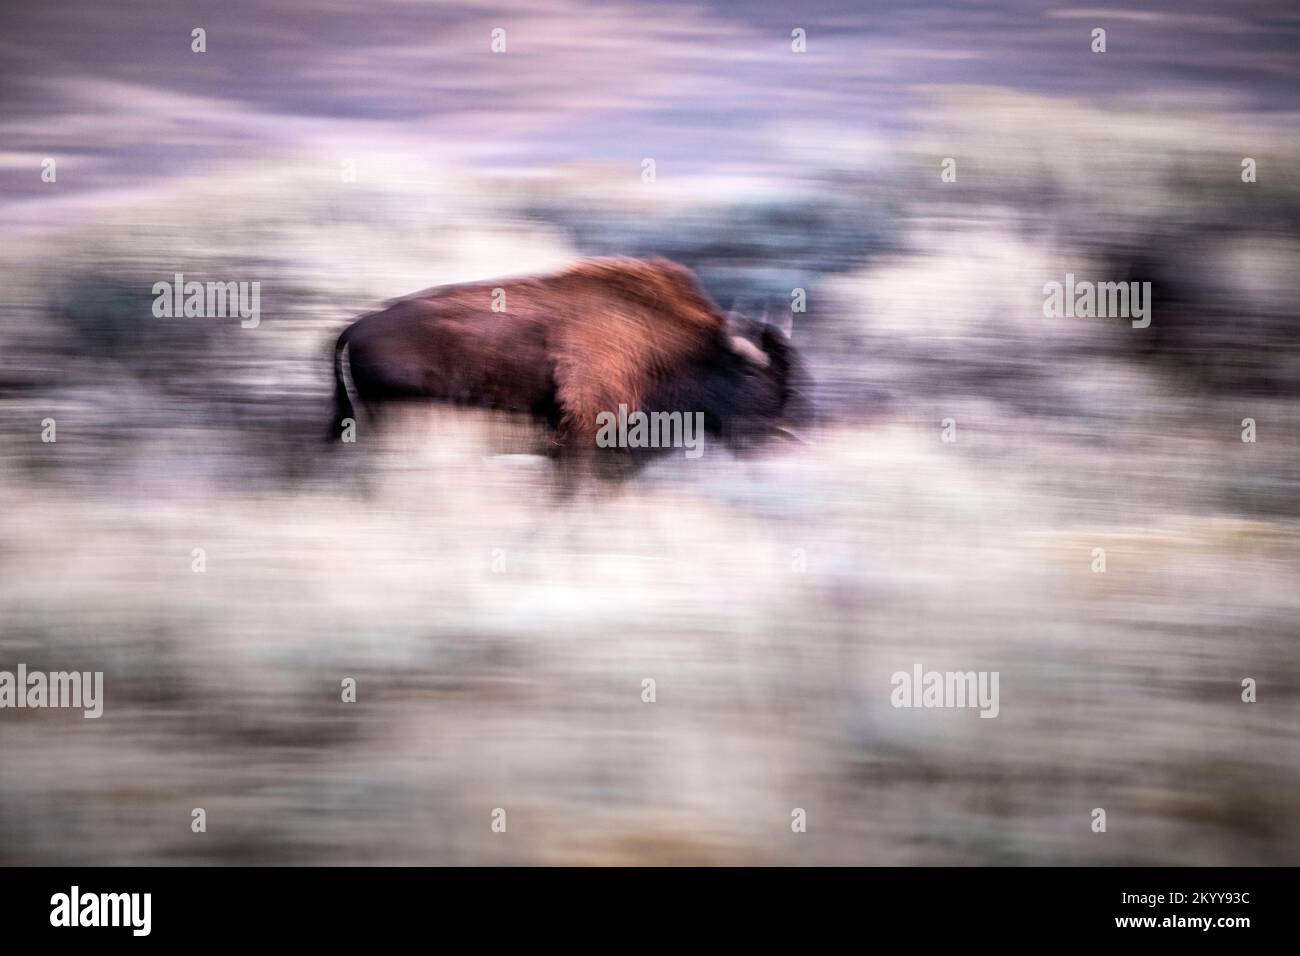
[1,26,1298,864]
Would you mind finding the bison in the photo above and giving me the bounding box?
[328,258,810,462]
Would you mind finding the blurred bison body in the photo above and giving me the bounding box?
[329,258,809,456]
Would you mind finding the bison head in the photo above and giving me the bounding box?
[710,312,815,452]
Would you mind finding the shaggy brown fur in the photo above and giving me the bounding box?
[329,257,807,452]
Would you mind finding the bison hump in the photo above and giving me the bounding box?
[550,258,726,441]
[557,258,725,333]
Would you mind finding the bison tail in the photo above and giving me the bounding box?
[327,329,356,443]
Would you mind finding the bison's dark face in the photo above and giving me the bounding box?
[712,318,814,452]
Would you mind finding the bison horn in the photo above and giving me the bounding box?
[756,303,793,340]
[730,335,770,368]
[771,307,793,340]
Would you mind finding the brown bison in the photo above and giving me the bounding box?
[329,258,810,459]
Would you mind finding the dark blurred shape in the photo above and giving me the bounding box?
[330,258,810,462]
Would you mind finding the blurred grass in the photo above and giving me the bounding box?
[0,93,1297,864]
